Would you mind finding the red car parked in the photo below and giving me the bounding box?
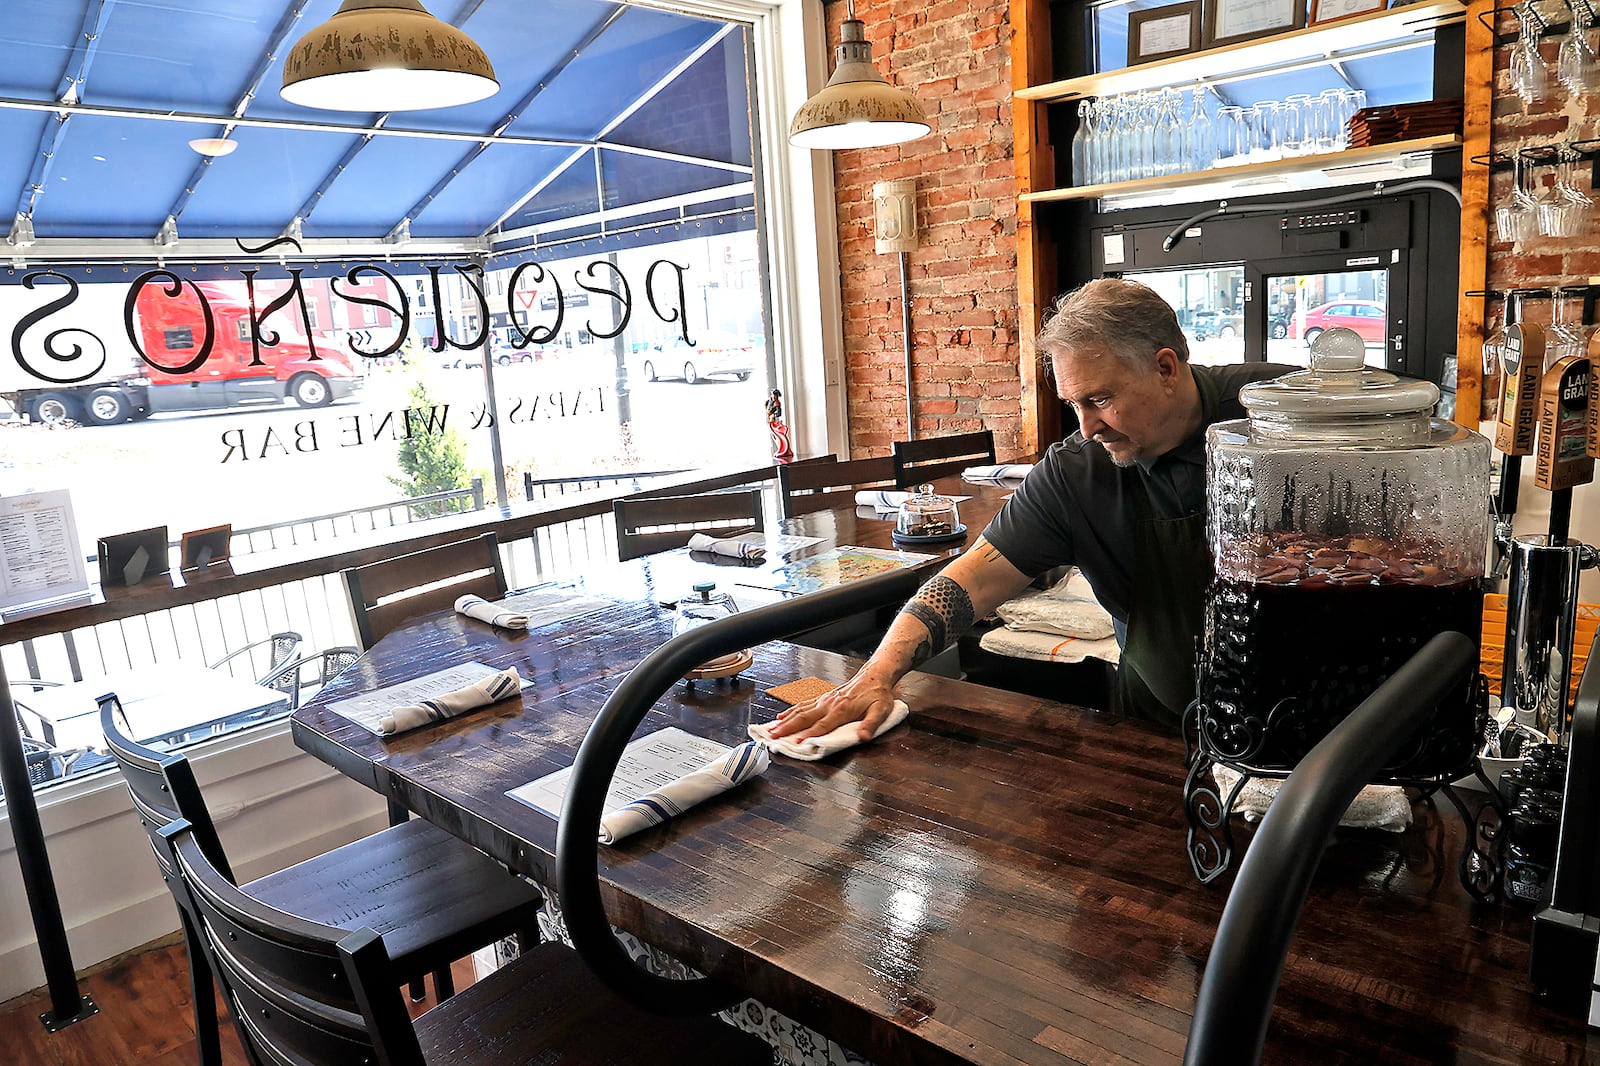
[1290,299,1388,345]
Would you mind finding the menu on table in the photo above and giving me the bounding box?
[507,726,730,819]
[0,489,91,617]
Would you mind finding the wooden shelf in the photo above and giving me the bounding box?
[1015,0,1465,104]
[1019,134,1461,207]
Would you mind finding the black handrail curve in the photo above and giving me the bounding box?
[1183,630,1478,1066]
[555,565,928,1016]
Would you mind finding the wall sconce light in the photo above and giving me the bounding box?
[187,138,238,157]
[788,1,930,150]
[281,0,499,113]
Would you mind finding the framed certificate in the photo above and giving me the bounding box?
[1309,0,1387,24]
[1204,0,1308,47]
[1128,1,1204,65]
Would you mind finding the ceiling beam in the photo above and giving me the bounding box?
[11,0,118,227]
[1,235,489,266]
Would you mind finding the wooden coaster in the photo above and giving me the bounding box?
[684,649,753,681]
[764,676,837,706]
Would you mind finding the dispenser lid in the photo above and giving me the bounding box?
[1238,327,1440,418]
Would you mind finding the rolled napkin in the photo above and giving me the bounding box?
[455,594,529,629]
[1212,764,1411,832]
[749,699,910,761]
[599,741,770,844]
[378,666,523,736]
[855,490,911,512]
[686,532,765,561]
[962,464,1034,482]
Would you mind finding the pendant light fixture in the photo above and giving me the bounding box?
[788,0,930,150]
[281,0,499,113]
[187,137,238,157]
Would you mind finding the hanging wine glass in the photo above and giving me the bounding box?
[1558,0,1600,96]
[1481,304,1507,422]
[1510,2,1558,109]
[1495,152,1541,242]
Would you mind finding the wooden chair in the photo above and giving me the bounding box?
[892,429,997,487]
[343,533,505,649]
[777,455,896,517]
[160,818,771,1066]
[99,694,543,1066]
[612,488,764,562]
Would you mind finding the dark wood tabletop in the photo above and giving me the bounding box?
[291,474,1598,1066]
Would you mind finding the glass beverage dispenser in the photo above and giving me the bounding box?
[1195,331,1492,780]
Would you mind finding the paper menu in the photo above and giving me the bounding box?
[326,661,528,735]
[507,726,731,820]
[0,489,91,615]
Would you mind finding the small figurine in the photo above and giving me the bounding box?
[766,388,795,463]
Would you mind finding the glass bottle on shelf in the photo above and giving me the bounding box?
[1072,99,1092,186]
[1185,85,1214,172]
[1156,88,1184,176]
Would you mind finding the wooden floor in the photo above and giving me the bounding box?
[0,937,475,1066]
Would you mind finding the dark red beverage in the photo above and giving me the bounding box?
[1198,578,1484,777]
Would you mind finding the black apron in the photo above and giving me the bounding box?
[1110,383,1218,728]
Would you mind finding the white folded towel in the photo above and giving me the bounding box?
[599,741,769,844]
[378,666,523,736]
[994,570,1115,640]
[1212,764,1412,832]
[749,700,909,761]
[686,533,765,561]
[455,594,529,629]
[854,490,911,512]
[978,627,1122,665]
[963,464,1034,481]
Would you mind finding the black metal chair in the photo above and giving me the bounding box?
[99,693,543,1066]
[612,488,764,561]
[258,644,361,711]
[160,818,770,1066]
[343,533,506,649]
[777,455,896,517]
[891,429,996,486]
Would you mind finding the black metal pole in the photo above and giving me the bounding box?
[1550,488,1572,546]
[0,658,96,1030]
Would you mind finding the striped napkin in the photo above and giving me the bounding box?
[377,666,523,736]
[855,490,912,512]
[455,594,529,629]
[963,464,1034,482]
[686,533,765,560]
[598,741,770,844]
[749,700,910,761]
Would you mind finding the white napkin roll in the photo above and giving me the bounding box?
[686,533,766,561]
[599,741,770,844]
[963,464,1034,482]
[855,490,911,513]
[749,700,909,761]
[455,594,529,630]
[378,666,523,736]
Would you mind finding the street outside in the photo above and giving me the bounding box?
[0,349,773,553]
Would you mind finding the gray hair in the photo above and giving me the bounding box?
[1036,279,1189,380]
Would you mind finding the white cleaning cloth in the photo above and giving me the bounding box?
[749,700,910,761]
[1212,764,1412,832]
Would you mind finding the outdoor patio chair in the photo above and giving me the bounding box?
[99,693,543,1066]
[612,487,764,561]
[891,429,996,487]
[343,533,505,648]
[777,455,896,517]
[207,631,304,699]
[160,819,768,1066]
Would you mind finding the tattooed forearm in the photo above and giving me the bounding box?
[900,575,976,658]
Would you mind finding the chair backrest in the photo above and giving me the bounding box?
[258,645,362,711]
[208,632,304,697]
[892,429,996,487]
[0,738,66,801]
[161,819,427,1066]
[11,679,62,745]
[98,693,234,883]
[342,533,506,649]
[612,488,763,562]
[777,455,896,517]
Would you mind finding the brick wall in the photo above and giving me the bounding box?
[825,0,1023,459]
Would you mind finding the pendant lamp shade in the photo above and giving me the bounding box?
[281,0,499,112]
[788,15,929,150]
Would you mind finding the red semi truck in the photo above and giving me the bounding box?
[0,276,362,426]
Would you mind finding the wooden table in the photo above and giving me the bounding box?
[292,477,1597,1065]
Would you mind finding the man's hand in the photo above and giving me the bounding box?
[765,665,897,744]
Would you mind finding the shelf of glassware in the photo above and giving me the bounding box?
[1015,0,1465,105]
[1019,133,1461,208]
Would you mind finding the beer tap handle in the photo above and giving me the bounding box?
[1491,518,1516,582]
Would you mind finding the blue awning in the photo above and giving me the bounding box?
[0,1,755,256]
